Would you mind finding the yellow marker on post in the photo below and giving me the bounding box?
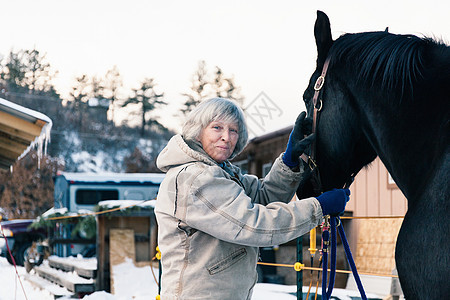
[308,227,317,256]
[294,262,304,272]
[155,246,161,260]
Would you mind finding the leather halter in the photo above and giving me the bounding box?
[301,56,355,194]
[301,57,331,195]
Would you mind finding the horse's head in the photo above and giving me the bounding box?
[298,11,377,197]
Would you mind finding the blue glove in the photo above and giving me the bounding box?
[316,188,351,216]
[283,112,315,168]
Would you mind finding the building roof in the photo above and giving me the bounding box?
[0,98,52,170]
[249,125,293,144]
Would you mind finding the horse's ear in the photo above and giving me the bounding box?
[314,11,333,64]
[385,27,389,32]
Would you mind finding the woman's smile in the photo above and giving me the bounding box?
[199,120,239,163]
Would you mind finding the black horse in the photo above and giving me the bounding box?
[298,11,449,299]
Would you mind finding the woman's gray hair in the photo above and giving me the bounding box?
[182,97,248,159]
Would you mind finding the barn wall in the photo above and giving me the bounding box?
[347,157,407,217]
[347,157,407,275]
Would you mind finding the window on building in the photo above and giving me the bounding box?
[76,189,119,205]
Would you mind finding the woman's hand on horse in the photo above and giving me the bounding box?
[283,112,316,168]
[316,188,351,216]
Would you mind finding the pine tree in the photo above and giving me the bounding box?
[103,66,123,123]
[180,60,210,116]
[68,74,90,131]
[0,48,58,97]
[211,66,244,106]
[122,78,167,137]
[181,61,244,115]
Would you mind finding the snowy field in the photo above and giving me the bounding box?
[0,257,383,300]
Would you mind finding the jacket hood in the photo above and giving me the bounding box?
[157,134,218,172]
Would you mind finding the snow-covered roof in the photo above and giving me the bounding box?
[0,98,52,124]
[58,172,165,184]
[0,98,52,170]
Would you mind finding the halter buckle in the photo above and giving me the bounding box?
[307,156,318,171]
[314,76,325,91]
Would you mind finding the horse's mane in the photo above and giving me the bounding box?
[328,31,443,98]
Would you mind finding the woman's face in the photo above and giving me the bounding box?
[199,120,239,163]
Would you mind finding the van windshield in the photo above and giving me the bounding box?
[75,189,119,205]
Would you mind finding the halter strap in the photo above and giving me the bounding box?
[300,57,331,195]
[312,57,331,150]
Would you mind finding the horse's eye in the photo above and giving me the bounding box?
[303,89,312,103]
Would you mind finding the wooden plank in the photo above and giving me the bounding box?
[76,266,97,279]
[96,216,107,291]
[24,273,74,298]
[354,218,403,275]
[0,110,43,136]
[378,159,392,215]
[366,159,380,216]
[48,256,97,279]
[346,183,357,212]
[48,258,75,272]
[0,123,37,142]
[392,189,407,215]
[35,119,47,127]
[354,168,368,216]
[110,228,135,294]
[0,157,15,169]
[34,265,95,293]
[0,135,29,153]
[0,146,22,159]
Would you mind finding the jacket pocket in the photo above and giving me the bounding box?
[207,248,247,275]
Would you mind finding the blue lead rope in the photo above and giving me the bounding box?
[327,216,337,299]
[322,216,367,300]
[321,227,329,298]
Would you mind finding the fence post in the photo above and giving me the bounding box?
[297,236,303,300]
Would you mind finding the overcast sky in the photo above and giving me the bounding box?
[1,0,449,135]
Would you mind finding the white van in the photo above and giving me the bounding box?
[54,172,165,212]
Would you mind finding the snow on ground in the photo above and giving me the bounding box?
[0,257,54,300]
[0,257,384,300]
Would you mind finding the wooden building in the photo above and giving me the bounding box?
[0,98,52,170]
[96,203,158,293]
[232,125,407,291]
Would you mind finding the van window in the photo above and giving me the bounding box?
[124,190,145,200]
[75,189,119,205]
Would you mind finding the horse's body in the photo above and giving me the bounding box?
[300,11,449,299]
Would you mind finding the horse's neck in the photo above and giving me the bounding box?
[360,99,447,202]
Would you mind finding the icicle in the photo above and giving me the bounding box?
[17,119,53,169]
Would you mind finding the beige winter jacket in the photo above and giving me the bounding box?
[155,134,323,300]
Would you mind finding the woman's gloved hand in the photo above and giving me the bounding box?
[316,188,351,216]
[282,112,315,168]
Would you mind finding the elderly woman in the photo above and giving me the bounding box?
[155,97,349,300]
